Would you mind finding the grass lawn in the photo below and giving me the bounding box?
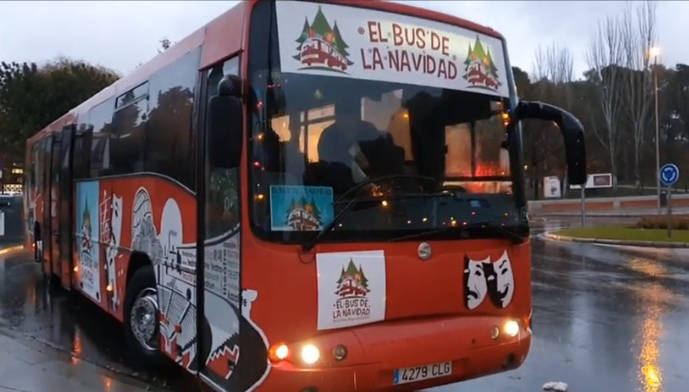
[554,225,689,243]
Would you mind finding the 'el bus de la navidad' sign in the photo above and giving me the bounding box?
[277,1,510,97]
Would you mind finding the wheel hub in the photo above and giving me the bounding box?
[130,288,158,352]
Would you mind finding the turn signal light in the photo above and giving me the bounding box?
[269,343,289,363]
[501,111,511,126]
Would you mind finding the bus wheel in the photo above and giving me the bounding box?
[123,266,162,365]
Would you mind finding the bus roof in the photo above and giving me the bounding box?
[27,0,502,144]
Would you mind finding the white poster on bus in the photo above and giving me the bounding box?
[316,250,386,330]
[277,1,509,97]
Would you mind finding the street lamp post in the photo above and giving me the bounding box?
[650,46,661,214]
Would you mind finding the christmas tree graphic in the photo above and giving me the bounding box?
[294,6,353,72]
[81,199,92,251]
[285,197,322,231]
[335,259,370,298]
[462,36,501,91]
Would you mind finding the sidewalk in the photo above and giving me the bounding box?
[0,327,152,392]
[0,245,154,392]
[532,206,689,217]
[528,193,689,217]
[544,231,689,248]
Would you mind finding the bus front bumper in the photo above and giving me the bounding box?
[259,315,532,391]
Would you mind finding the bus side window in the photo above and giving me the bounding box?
[110,84,149,174]
[146,47,201,189]
[73,127,92,179]
[87,98,115,177]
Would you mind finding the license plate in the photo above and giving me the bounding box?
[393,361,452,385]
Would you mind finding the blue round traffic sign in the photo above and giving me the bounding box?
[660,163,679,187]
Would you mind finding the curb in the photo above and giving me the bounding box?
[544,232,689,248]
[531,212,689,218]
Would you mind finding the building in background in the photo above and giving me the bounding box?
[1,163,24,194]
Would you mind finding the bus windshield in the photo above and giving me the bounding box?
[249,1,522,243]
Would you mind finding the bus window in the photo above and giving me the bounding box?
[73,125,92,179]
[111,91,148,174]
[146,47,200,188]
[88,98,114,177]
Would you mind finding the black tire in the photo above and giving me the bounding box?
[123,265,164,367]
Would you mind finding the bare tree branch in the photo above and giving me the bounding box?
[621,0,657,188]
[586,14,625,188]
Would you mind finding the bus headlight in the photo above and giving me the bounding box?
[503,320,520,337]
[301,344,320,365]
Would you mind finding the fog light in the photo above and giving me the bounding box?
[503,320,519,337]
[491,326,500,340]
[269,343,289,363]
[301,344,320,365]
[332,344,347,361]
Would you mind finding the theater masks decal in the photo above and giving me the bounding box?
[463,251,514,310]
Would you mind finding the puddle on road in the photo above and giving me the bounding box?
[0,250,193,391]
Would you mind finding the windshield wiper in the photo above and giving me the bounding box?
[302,175,437,251]
[337,174,438,201]
[302,196,360,251]
[389,221,527,243]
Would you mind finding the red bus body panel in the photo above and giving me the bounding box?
[24,1,529,391]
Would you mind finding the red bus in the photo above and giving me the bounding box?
[24,1,586,391]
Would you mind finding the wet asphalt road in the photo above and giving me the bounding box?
[1,216,688,391]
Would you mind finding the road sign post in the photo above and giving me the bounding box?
[580,187,586,227]
[659,163,679,238]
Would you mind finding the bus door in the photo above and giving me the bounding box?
[48,134,61,277]
[36,137,51,273]
[197,57,248,390]
[57,125,75,289]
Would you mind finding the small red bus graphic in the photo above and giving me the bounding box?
[294,6,353,72]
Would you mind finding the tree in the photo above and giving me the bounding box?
[311,7,332,36]
[0,58,119,165]
[621,1,656,188]
[586,15,625,189]
[332,22,353,64]
[295,18,311,50]
[526,44,574,198]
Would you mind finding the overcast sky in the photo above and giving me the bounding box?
[1,1,687,80]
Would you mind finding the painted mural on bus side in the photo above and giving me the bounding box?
[72,175,270,391]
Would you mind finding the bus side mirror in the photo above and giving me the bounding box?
[207,76,243,168]
[515,101,587,184]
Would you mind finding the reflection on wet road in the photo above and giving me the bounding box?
[0,249,195,391]
[2,216,689,391]
[431,219,689,391]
